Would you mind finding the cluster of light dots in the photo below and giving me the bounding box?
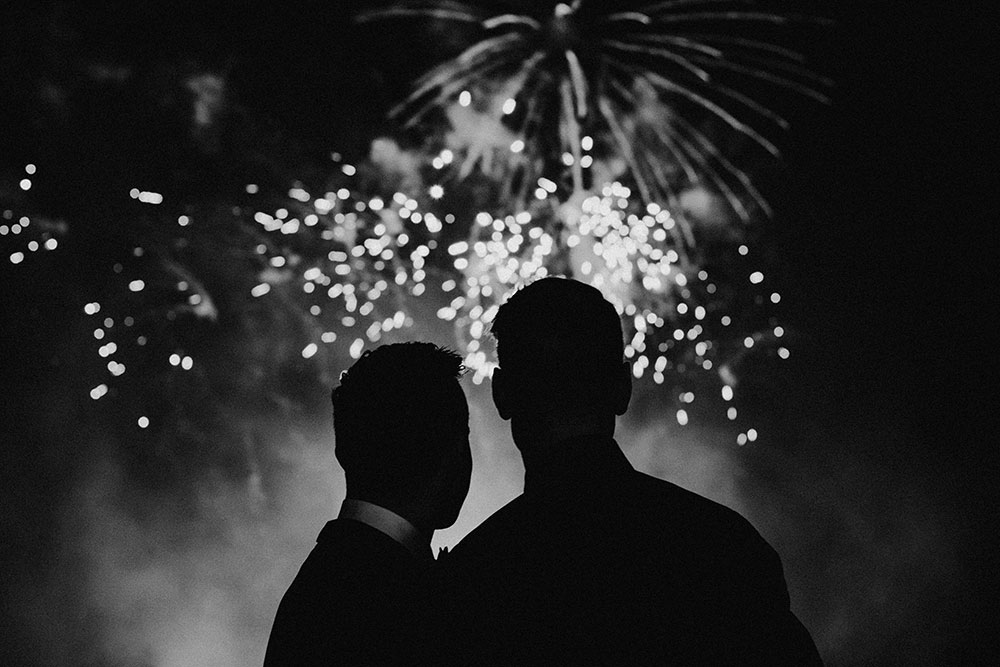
[4,165,62,265]
[84,302,138,385]
[243,158,787,443]
[438,181,783,385]
[74,160,456,431]
[71,153,786,443]
[453,88,599,172]
[244,156,460,366]
[84,298,153,429]
[75,174,227,425]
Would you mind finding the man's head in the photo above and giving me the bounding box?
[490,277,631,446]
[332,342,471,531]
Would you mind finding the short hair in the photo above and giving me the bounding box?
[491,277,624,394]
[332,342,466,489]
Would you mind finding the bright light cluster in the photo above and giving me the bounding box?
[3,165,64,266]
[66,154,783,442]
[437,181,772,391]
[243,168,460,363]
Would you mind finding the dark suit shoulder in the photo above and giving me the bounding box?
[264,520,427,666]
[452,469,767,562]
[448,494,531,558]
[631,469,766,545]
[445,468,820,665]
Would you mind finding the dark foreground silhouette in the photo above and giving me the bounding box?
[443,277,822,664]
[264,280,821,665]
[264,343,470,665]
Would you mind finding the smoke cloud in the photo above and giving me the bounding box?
[39,387,963,666]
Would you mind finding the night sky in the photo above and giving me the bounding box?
[1,1,995,665]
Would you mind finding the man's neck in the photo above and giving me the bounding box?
[511,412,616,454]
[519,433,631,495]
[339,498,432,559]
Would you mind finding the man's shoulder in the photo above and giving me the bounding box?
[450,494,531,551]
[632,469,761,539]
[283,520,418,598]
[265,520,433,665]
[451,470,766,560]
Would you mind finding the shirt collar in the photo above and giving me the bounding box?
[338,498,431,561]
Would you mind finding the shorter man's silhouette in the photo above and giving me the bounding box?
[264,342,471,665]
[446,277,821,664]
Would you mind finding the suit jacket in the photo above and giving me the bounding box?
[444,436,822,665]
[264,518,436,666]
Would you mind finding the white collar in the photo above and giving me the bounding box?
[338,498,429,559]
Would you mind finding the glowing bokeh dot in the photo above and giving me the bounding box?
[138,416,149,428]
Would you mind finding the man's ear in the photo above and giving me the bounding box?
[491,366,513,421]
[612,361,632,416]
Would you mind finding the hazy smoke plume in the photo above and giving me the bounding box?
[49,387,960,666]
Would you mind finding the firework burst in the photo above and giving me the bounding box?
[33,0,830,440]
[351,0,819,422]
[357,0,832,229]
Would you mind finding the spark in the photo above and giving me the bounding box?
[359,0,831,221]
[69,142,783,431]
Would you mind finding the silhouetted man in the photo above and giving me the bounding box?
[264,342,471,665]
[445,277,821,664]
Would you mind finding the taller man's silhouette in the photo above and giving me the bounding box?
[445,277,822,665]
[264,342,471,665]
